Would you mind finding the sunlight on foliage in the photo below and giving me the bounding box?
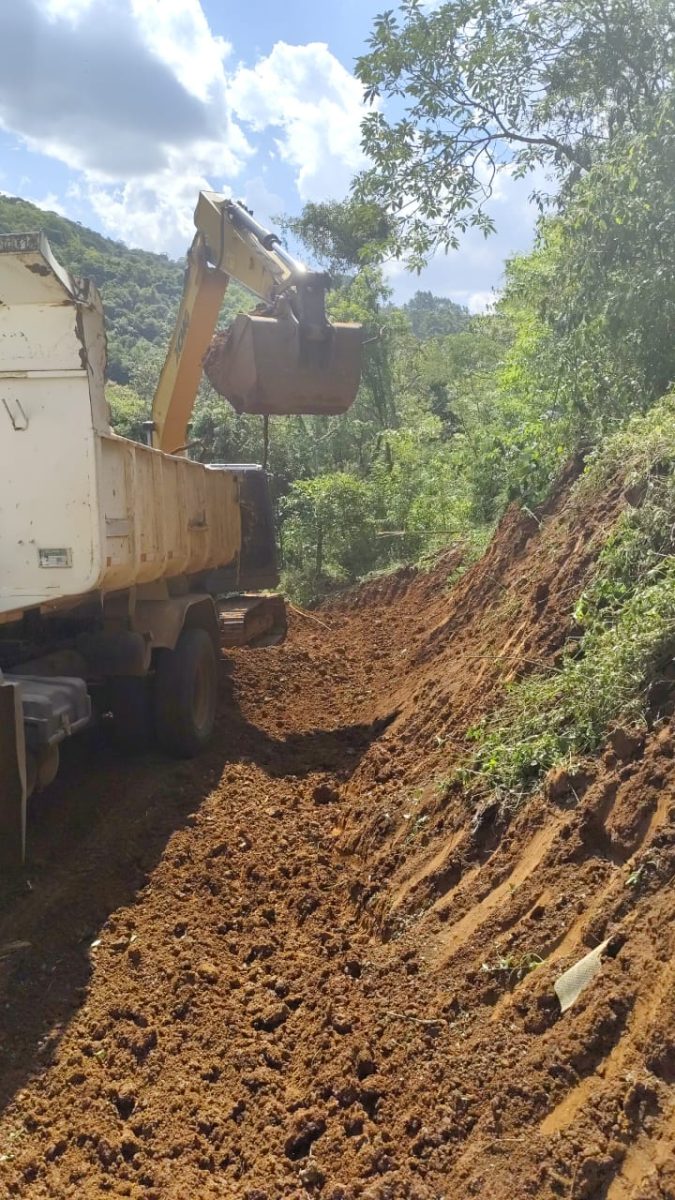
[465,396,675,806]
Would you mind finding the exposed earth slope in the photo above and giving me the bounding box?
[0,466,673,1199]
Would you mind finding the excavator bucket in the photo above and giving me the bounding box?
[203,312,362,417]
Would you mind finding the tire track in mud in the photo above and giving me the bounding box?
[428,818,563,966]
[0,661,393,1198]
[540,955,675,1138]
[606,1103,675,1199]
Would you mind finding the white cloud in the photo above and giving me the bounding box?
[466,290,497,313]
[128,0,232,104]
[0,0,225,178]
[0,0,537,290]
[228,42,366,201]
[0,2,238,252]
[0,0,258,256]
[41,0,96,20]
[23,190,67,216]
[0,2,369,255]
[86,129,291,254]
[87,170,207,252]
[237,175,286,229]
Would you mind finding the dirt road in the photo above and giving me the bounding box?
[0,475,673,1199]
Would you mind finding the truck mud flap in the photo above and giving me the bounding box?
[0,679,27,868]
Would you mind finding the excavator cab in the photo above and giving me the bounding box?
[203,307,362,417]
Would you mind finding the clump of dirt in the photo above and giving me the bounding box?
[0,465,672,1199]
[203,328,238,406]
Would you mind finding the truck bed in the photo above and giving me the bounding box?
[0,233,242,622]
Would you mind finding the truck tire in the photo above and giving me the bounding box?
[154,628,217,758]
[109,676,155,752]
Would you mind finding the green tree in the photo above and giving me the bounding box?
[478,96,675,510]
[371,415,482,562]
[106,383,150,442]
[354,0,673,264]
[279,198,391,275]
[503,101,675,429]
[401,291,470,339]
[281,474,381,601]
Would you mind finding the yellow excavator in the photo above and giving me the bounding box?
[150,190,363,455]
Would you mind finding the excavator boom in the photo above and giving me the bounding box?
[151,192,362,453]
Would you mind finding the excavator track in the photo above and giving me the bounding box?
[219,593,287,648]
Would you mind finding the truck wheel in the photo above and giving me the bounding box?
[109,676,154,752]
[154,628,217,758]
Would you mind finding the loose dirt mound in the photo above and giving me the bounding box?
[0,468,673,1200]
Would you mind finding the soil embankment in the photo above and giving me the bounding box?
[0,468,673,1199]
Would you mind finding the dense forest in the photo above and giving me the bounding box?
[2,0,673,608]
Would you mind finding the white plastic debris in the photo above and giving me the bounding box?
[554,939,611,1013]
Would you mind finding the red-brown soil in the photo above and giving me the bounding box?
[0,469,673,1199]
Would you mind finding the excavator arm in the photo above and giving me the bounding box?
[151,192,361,454]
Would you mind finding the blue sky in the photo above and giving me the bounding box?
[0,0,538,309]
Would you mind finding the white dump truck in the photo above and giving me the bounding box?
[0,196,362,863]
